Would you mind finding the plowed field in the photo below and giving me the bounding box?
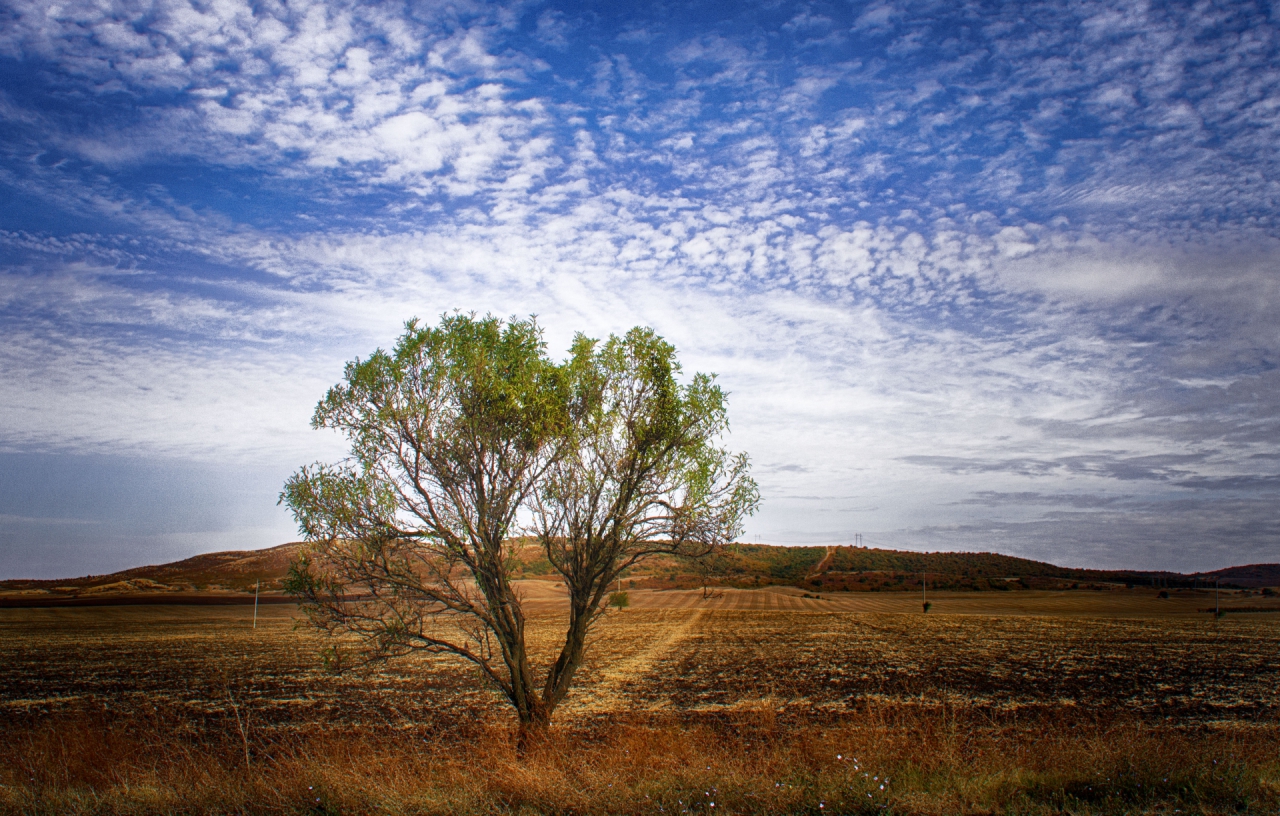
[3,589,1277,733]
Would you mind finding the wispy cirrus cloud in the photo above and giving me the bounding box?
[0,0,1277,576]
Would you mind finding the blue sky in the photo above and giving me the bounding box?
[2,0,1278,577]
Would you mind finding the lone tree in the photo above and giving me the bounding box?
[283,314,757,738]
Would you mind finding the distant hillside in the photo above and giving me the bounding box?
[0,543,300,595]
[611,544,1275,593]
[3,541,1276,605]
[1193,564,1280,589]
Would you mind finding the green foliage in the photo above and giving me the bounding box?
[281,313,756,730]
[282,313,568,549]
[608,591,630,610]
[545,326,760,557]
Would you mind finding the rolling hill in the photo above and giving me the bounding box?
[2,541,1276,606]
[0,543,299,603]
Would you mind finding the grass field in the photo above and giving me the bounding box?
[2,589,1279,814]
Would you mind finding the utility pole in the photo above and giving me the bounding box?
[253,579,259,629]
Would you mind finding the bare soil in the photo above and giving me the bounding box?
[3,592,1277,733]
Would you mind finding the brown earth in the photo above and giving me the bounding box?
[3,598,1279,814]
[3,592,1279,733]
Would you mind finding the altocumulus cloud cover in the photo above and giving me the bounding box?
[1,0,1278,577]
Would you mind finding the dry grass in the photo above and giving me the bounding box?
[3,706,1278,815]
[3,601,1279,814]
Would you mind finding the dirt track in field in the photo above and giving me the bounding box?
[3,592,1278,734]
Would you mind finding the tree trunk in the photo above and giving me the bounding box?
[541,595,593,712]
[515,701,552,754]
[505,596,595,757]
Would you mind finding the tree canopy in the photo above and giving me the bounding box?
[282,314,757,735]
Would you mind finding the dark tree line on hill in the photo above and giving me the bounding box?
[549,544,1272,592]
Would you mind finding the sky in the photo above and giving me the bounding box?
[1,0,1278,578]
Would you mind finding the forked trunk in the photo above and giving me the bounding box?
[509,598,596,755]
[540,597,593,711]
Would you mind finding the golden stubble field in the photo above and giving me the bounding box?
[2,587,1279,815]
[3,586,1278,730]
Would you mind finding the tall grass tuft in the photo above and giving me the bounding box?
[2,704,1277,815]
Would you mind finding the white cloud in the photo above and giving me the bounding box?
[1,0,552,193]
[2,0,1279,571]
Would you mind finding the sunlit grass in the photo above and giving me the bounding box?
[3,604,1279,814]
[3,708,1277,815]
